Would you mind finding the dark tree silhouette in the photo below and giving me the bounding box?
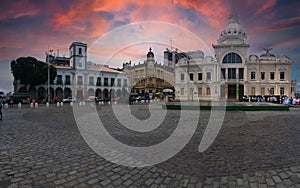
[11,57,57,92]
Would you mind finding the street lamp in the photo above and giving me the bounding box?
[46,49,53,103]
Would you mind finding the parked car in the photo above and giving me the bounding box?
[95,97,111,103]
[62,97,76,103]
[296,98,300,105]
[87,96,96,102]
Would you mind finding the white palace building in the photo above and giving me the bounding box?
[174,15,296,101]
[14,42,130,102]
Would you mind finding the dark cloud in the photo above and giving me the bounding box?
[109,19,131,30]
[98,11,115,20]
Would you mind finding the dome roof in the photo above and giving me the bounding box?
[218,14,247,44]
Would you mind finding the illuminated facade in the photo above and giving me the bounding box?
[123,48,174,95]
[175,15,296,101]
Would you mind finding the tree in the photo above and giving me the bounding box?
[11,56,57,92]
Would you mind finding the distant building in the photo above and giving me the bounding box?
[14,42,130,102]
[123,48,174,95]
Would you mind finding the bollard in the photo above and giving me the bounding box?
[101,101,104,105]
[46,102,49,107]
[60,102,63,107]
[30,103,34,108]
[82,101,86,106]
[70,102,73,106]
[35,103,38,108]
[114,101,117,104]
[79,101,82,106]
[108,101,111,105]
[57,102,60,107]
[98,101,101,105]
[18,102,22,108]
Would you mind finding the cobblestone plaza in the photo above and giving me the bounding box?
[0,103,299,187]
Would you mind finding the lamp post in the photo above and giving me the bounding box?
[46,49,53,103]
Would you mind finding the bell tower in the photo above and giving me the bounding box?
[69,42,87,70]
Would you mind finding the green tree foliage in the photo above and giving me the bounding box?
[11,57,57,92]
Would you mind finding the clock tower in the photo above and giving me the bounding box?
[146,47,155,69]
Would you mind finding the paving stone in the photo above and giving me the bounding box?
[272,176,282,183]
[54,178,67,185]
[123,179,133,186]
[1,107,300,188]
[87,178,99,185]
[265,178,275,186]
[100,179,111,186]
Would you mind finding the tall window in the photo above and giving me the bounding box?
[228,68,236,79]
[280,72,285,80]
[261,87,265,95]
[104,78,108,86]
[222,52,242,63]
[251,72,256,80]
[206,87,211,95]
[251,87,255,95]
[239,68,244,80]
[110,78,115,86]
[77,76,83,85]
[65,75,71,85]
[270,72,275,80]
[56,75,62,85]
[96,77,101,86]
[269,88,274,95]
[261,72,265,80]
[206,72,211,81]
[89,77,94,86]
[280,87,284,95]
[180,73,184,81]
[79,48,82,55]
[198,72,203,81]
[221,68,226,79]
[189,73,194,81]
[198,87,202,96]
[117,79,121,87]
[123,79,127,87]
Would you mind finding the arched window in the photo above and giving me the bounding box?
[222,52,242,63]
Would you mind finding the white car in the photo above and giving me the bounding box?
[62,97,76,103]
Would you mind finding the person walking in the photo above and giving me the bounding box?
[0,96,3,120]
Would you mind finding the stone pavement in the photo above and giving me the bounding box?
[0,104,299,187]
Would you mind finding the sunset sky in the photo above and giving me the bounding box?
[0,0,300,93]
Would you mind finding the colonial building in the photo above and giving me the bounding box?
[122,48,174,95]
[14,42,130,102]
[246,50,295,98]
[174,51,219,101]
[175,14,296,101]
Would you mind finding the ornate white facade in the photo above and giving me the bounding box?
[123,48,174,95]
[175,15,296,101]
